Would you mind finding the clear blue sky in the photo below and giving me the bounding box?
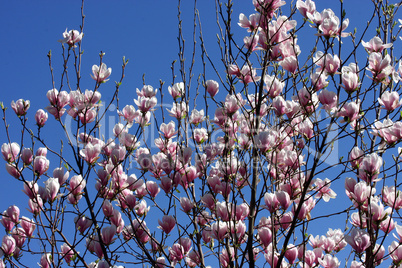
[0,0,398,267]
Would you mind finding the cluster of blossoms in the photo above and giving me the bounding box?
[1,0,402,267]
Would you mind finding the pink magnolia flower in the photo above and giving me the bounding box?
[236,203,250,221]
[314,51,340,75]
[367,52,393,83]
[338,101,361,125]
[59,29,83,47]
[310,71,329,91]
[224,94,241,114]
[279,56,298,74]
[169,243,185,266]
[186,251,201,267]
[135,96,158,113]
[167,102,187,119]
[155,257,166,268]
[348,147,363,169]
[340,63,360,93]
[280,212,293,229]
[102,200,114,218]
[53,167,69,186]
[296,119,314,139]
[238,65,261,83]
[296,0,316,18]
[80,143,101,164]
[69,175,86,195]
[193,128,208,144]
[0,212,15,232]
[11,99,30,116]
[362,36,392,53]
[160,121,177,139]
[258,226,272,248]
[349,181,372,205]
[215,201,234,221]
[284,243,298,264]
[12,227,26,249]
[318,254,340,268]
[378,91,402,112]
[146,181,160,198]
[168,82,184,99]
[28,196,43,214]
[211,221,228,241]
[74,215,92,235]
[45,106,66,119]
[314,178,337,202]
[372,119,398,145]
[61,243,75,264]
[253,0,285,18]
[21,148,33,165]
[35,109,48,127]
[101,225,116,245]
[35,147,47,157]
[134,200,150,217]
[39,253,51,268]
[389,241,402,264]
[47,89,70,108]
[358,153,382,183]
[1,235,16,256]
[189,109,205,125]
[238,13,260,32]
[243,35,259,51]
[180,197,194,213]
[20,217,36,237]
[316,9,350,38]
[205,79,219,97]
[264,192,280,213]
[34,156,50,176]
[318,89,338,112]
[136,85,157,98]
[91,63,112,83]
[1,142,20,163]
[382,186,402,210]
[44,177,60,202]
[118,105,139,126]
[264,74,284,98]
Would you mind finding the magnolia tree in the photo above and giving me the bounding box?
[1,0,402,267]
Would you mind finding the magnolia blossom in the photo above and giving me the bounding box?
[91,63,112,83]
[59,29,83,46]
[279,56,298,74]
[11,99,30,116]
[362,36,392,53]
[314,178,337,202]
[264,74,284,98]
[1,142,20,163]
[44,177,60,202]
[158,215,176,234]
[296,0,316,18]
[378,91,402,112]
[168,82,184,99]
[167,102,187,119]
[189,109,205,125]
[312,9,349,38]
[367,52,392,83]
[389,241,402,265]
[136,85,157,98]
[318,89,337,112]
[345,228,370,253]
[80,143,101,164]
[238,13,260,32]
[205,80,219,97]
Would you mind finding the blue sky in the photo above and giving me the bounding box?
[0,0,401,267]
